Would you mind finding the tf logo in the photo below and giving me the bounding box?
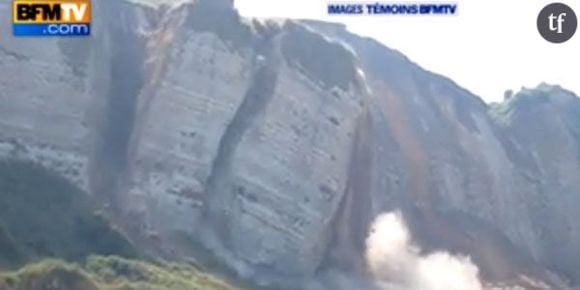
[12,0,91,37]
[537,2,577,43]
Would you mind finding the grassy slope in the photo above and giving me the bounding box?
[0,159,243,290]
[0,256,241,290]
[0,160,137,265]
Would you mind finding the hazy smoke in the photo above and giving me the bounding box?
[366,212,483,290]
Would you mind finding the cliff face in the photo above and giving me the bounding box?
[0,1,579,289]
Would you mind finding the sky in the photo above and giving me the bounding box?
[234,0,580,103]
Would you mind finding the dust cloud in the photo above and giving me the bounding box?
[365,212,483,290]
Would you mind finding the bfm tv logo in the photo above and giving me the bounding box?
[12,0,91,37]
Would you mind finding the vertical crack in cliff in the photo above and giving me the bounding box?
[90,22,146,212]
[203,32,283,249]
[90,2,186,215]
[316,111,375,277]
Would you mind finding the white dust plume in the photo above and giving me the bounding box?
[365,212,483,290]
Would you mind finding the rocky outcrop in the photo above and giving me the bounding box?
[1,1,579,289]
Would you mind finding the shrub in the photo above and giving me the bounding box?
[0,259,99,290]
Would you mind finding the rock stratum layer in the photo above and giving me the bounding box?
[0,1,579,289]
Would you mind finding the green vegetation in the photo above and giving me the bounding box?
[489,102,514,127]
[0,257,242,290]
[86,256,240,290]
[489,87,550,127]
[0,159,244,290]
[0,160,137,265]
[0,260,99,290]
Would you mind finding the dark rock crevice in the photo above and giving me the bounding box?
[203,32,283,249]
[88,1,177,214]
[90,30,145,211]
[315,111,375,282]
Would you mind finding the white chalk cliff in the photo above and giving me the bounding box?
[0,0,579,289]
